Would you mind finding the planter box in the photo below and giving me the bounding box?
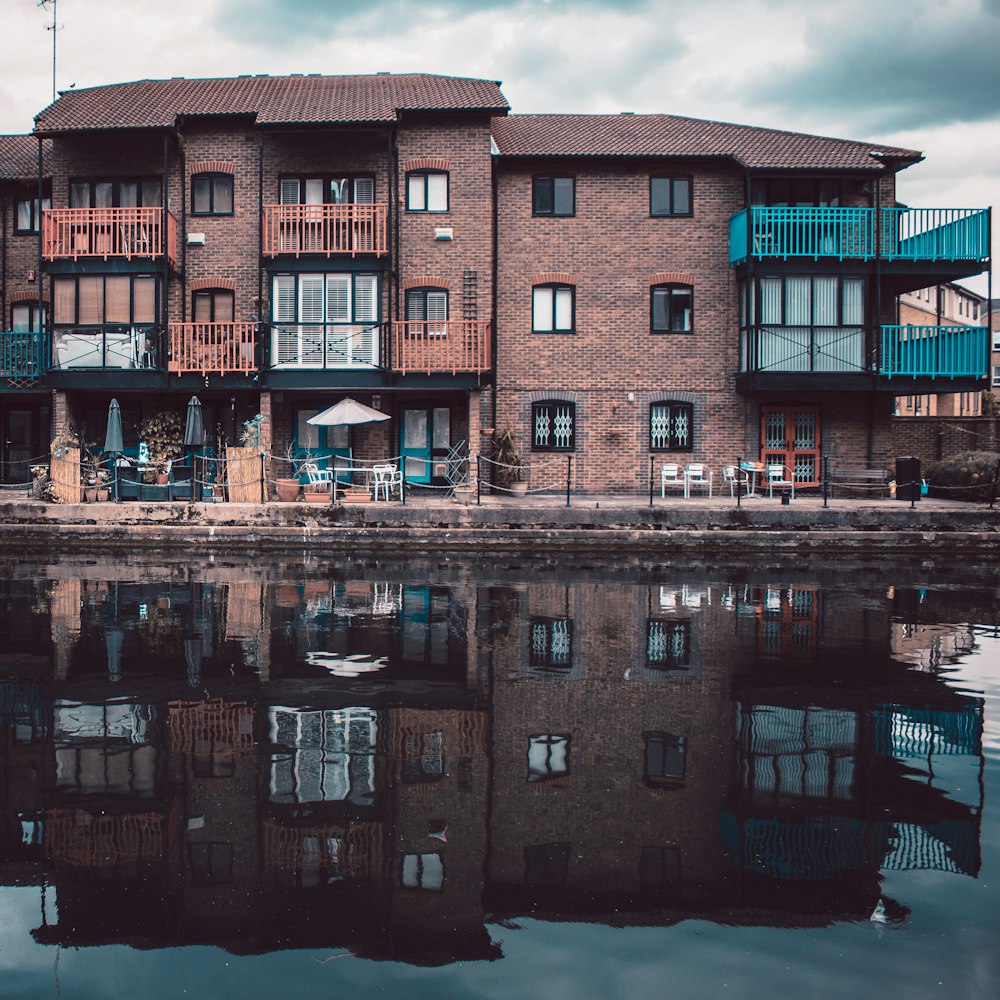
[342,489,372,504]
[139,485,170,502]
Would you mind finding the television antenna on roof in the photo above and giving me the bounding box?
[37,0,63,103]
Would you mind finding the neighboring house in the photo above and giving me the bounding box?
[991,299,1000,400]
[0,74,992,492]
[895,282,986,417]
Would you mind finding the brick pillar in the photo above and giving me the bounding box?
[50,389,72,443]
[259,390,272,498]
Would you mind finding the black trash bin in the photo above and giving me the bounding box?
[896,456,921,501]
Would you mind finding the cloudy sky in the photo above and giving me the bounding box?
[3,0,997,290]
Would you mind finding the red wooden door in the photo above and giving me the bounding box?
[760,405,821,487]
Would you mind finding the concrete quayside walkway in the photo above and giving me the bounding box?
[2,489,999,554]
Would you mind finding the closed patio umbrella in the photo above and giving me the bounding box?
[104,398,124,501]
[183,396,204,500]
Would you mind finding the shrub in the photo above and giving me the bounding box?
[924,450,1000,502]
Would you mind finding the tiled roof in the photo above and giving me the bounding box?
[490,114,922,171]
[34,73,509,133]
[0,134,49,181]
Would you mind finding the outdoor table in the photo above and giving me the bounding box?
[740,461,766,498]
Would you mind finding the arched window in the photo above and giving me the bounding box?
[532,400,575,451]
[191,173,234,215]
[651,284,693,333]
[532,284,575,333]
[649,401,692,452]
[406,170,449,212]
[193,288,235,323]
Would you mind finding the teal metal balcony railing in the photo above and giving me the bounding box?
[881,325,988,379]
[729,206,990,265]
[0,331,44,379]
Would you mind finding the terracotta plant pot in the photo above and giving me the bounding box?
[97,488,109,502]
[275,478,300,502]
[509,481,529,496]
[84,487,98,502]
[155,473,169,485]
[302,489,330,504]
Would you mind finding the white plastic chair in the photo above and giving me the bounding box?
[303,461,334,492]
[766,463,795,498]
[372,463,403,501]
[661,463,685,497]
[685,463,712,498]
[723,465,749,497]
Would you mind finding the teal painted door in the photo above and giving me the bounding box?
[401,408,450,484]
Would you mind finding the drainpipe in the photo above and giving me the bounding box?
[258,130,264,373]
[871,171,882,466]
[161,132,170,367]
[389,125,398,378]
[490,146,499,430]
[177,121,186,321]
[37,136,45,369]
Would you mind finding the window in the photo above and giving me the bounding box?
[651,284,693,333]
[532,176,574,216]
[189,843,234,886]
[649,401,692,451]
[529,617,573,668]
[12,303,45,332]
[191,173,234,215]
[524,842,570,885]
[650,176,691,217]
[992,366,1000,388]
[270,272,379,367]
[405,287,448,335]
[70,179,161,208]
[532,284,574,333]
[638,846,681,887]
[15,188,51,234]
[532,400,575,451]
[280,176,374,205]
[757,276,864,327]
[401,731,444,784]
[52,274,159,326]
[401,852,444,891]
[643,731,686,786]
[193,289,235,323]
[646,620,690,669]
[527,734,570,782]
[406,171,448,212]
[750,177,841,206]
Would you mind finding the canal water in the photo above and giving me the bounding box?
[0,550,997,999]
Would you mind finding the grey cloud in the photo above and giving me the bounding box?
[214,0,653,46]
[743,8,1000,132]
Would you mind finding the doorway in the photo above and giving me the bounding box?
[760,405,821,486]
[2,404,49,484]
[401,407,450,485]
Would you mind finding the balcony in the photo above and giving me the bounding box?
[390,320,491,375]
[269,323,380,369]
[168,322,257,375]
[881,325,988,380]
[729,206,989,265]
[43,207,178,266]
[262,204,388,257]
[0,331,44,380]
[51,327,159,370]
[738,324,987,389]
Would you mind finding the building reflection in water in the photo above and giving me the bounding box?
[0,561,987,964]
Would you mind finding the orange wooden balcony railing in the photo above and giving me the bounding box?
[167,322,257,375]
[262,203,388,257]
[389,320,491,374]
[42,207,178,266]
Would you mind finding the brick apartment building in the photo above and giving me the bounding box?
[0,73,991,494]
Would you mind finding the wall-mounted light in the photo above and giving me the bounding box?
[186,232,206,246]
[371,395,382,410]
[627,391,635,403]
[434,227,454,240]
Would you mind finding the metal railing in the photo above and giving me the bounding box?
[730,206,989,265]
[740,326,866,373]
[262,203,388,257]
[881,324,988,379]
[0,331,44,378]
[51,326,159,370]
[42,206,178,266]
[168,322,256,374]
[390,320,492,374]
[268,323,381,369]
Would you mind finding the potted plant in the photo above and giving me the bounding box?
[275,443,304,502]
[139,411,184,484]
[491,427,527,495]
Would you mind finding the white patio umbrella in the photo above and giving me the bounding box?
[307,397,390,426]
